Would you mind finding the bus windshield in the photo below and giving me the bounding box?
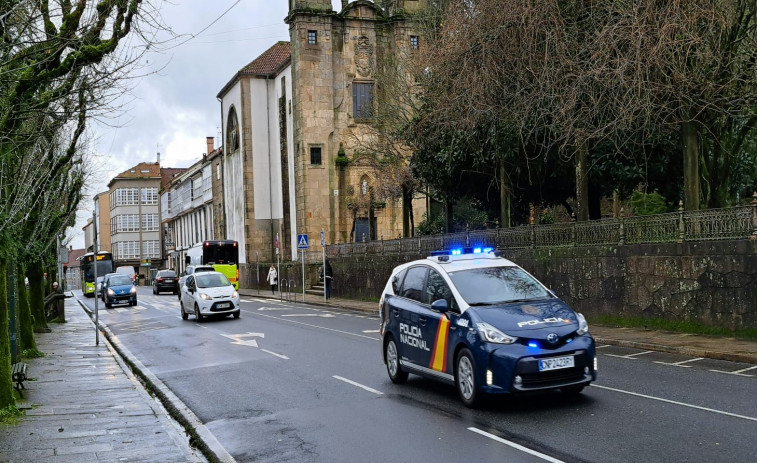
[203,243,238,265]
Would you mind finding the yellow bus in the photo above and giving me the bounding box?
[80,251,115,297]
[186,240,239,289]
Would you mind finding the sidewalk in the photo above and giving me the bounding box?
[0,295,205,463]
[241,289,757,365]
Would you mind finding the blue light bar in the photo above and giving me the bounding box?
[483,247,494,253]
[451,248,463,255]
[473,247,482,254]
[528,341,539,349]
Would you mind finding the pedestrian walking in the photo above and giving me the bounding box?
[324,259,333,300]
[266,264,277,294]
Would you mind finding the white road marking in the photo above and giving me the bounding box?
[710,365,757,377]
[220,332,264,348]
[333,376,383,395]
[654,357,704,368]
[257,306,292,311]
[363,330,380,333]
[591,384,757,422]
[595,345,611,349]
[282,313,336,318]
[254,312,377,340]
[468,427,565,463]
[605,350,655,359]
[261,349,289,359]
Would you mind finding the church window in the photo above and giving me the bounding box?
[226,107,239,152]
[353,82,374,119]
[410,36,419,49]
[308,30,317,45]
[310,146,322,165]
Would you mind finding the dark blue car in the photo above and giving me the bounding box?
[380,248,597,407]
[102,273,137,308]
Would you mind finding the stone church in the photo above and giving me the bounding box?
[218,0,427,270]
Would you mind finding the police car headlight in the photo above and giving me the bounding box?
[576,313,589,336]
[476,322,518,344]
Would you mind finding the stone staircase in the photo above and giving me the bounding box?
[305,283,325,297]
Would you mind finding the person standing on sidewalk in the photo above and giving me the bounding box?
[324,259,333,300]
[266,264,277,294]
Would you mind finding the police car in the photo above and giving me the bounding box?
[379,247,597,407]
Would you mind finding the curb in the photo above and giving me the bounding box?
[592,336,757,365]
[76,297,235,463]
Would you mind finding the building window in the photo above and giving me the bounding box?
[226,107,239,152]
[410,35,419,49]
[308,30,317,45]
[142,214,158,232]
[353,82,374,119]
[115,241,140,260]
[143,240,160,259]
[113,187,139,207]
[141,187,158,205]
[310,146,322,166]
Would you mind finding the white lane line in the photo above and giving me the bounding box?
[261,349,289,360]
[591,384,757,422]
[333,376,383,395]
[595,345,612,349]
[363,330,380,334]
[605,350,655,360]
[654,357,705,368]
[257,306,292,311]
[710,365,757,377]
[254,312,378,340]
[468,427,565,463]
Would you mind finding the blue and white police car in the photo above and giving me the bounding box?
[379,247,597,407]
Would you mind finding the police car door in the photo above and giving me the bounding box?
[422,269,456,377]
[393,266,430,368]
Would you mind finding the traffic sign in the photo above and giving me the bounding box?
[297,234,309,249]
[320,230,325,246]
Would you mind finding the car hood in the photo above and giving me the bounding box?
[469,299,579,335]
[108,284,134,293]
[197,286,235,298]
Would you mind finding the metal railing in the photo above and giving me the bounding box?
[280,279,297,303]
[327,199,757,257]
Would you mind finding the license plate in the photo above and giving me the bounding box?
[216,302,230,309]
[538,356,574,371]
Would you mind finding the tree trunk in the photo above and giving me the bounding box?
[0,262,14,408]
[681,120,700,211]
[27,260,49,333]
[575,144,590,221]
[500,162,511,228]
[17,264,36,352]
[445,196,454,233]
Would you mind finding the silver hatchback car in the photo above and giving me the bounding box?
[180,271,240,321]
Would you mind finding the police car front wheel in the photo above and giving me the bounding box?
[456,348,480,408]
[385,337,408,384]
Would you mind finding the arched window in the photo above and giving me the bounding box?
[226,107,239,152]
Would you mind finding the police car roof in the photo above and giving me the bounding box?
[424,249,517,271]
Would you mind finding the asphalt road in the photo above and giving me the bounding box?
[78,287,757,463]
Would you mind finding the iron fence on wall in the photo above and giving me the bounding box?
[327,201,757,258]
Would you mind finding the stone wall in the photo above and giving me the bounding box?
[322,240,757,330]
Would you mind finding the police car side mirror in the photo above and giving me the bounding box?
[431,299,449,313]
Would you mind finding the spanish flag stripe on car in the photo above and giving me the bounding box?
[429,317,450,372]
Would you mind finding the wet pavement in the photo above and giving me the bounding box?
[1,289,755,463]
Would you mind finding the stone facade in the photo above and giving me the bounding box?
[286,0,427,250]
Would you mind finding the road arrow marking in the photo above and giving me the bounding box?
[221,332,265,348]
[281,313,336,318]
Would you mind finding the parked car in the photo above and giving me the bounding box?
[180,271,239,321]
[152,269,179,295]
[102,273,137,308]
[177,265,215,299]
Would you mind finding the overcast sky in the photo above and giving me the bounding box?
[69,1,344,249]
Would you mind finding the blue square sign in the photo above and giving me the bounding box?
[297,234,309,249]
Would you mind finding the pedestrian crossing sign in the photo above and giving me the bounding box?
[297,234,309,249]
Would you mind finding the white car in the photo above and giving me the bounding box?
[180,271,240,321]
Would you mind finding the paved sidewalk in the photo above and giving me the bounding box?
[0,295,205,463]
[241,289,757,365]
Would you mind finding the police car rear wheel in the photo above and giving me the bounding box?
[456,348,479,408]
[385,337,408,384]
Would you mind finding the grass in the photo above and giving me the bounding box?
[21,348,45,359]
[593,314,757,341]
[0,405,23,424]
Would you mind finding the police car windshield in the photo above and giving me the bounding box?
[448,266,549,306]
